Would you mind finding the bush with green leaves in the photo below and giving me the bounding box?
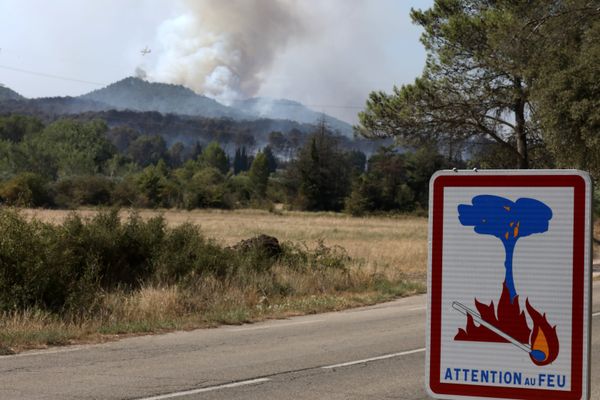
[0,208,350,315]
[0,172,52,207]
[52,175,114,208]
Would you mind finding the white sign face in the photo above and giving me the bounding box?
[426,170,591,400]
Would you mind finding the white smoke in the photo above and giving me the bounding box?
[150,0,303,104]
[134,67,148,80]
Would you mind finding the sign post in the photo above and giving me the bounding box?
[426,170,591,400]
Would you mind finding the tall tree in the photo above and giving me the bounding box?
[358,1,555,168]
[291,123,351,211]
[127,135,167,167]
[167,142,185,168]
[30,119,115,177]
[0,115,44,142]
[189,141,203,162]
[233,147,250,174]
[201,141,229,174]
[262,146,278,174]
[249,151,270,197]
[528,1,600,177]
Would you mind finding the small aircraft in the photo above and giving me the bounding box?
[141,46,151,56]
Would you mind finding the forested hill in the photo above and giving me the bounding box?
[233,97,352,137]
[81,78,353,135]
[0,77,354,139]
[80,77,243,119]
[0,86,24,101]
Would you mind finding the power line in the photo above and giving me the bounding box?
[0,63,366,110]
[0,64,106,86]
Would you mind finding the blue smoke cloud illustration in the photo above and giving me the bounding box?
[458,195,553,302]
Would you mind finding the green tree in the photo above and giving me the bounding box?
[136,160,171,207]
[358,1,554,169]
[345,146,446,215]
[188,141,203,161]
[28,119,115,177]
[345,147,413,215]
[233,147,249,174]
[263,146,278,174]
[52,175,114,207]
[529,2,600,177]
[167,142,185,168]
[344,150,366,176]
[107,126,140,152]
[201,141,229,174]
[289,124,351,211]
[268,131,288,154]
[0,172,51,207]
[185,167,229,209]
[0,115,44,142]
[127,135,167,167]
[249,151,270,197]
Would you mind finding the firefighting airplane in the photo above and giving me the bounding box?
[141,47,151,56]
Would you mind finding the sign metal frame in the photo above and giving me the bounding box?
[426,170,591,400]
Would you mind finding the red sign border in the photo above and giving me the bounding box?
[428,173,588,399]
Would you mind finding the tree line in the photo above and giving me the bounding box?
[0,114,447,214]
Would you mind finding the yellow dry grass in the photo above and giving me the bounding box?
[1,208,428,352]
[23,208,429,280]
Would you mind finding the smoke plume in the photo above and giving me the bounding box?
[135,67,148,80]
[151,0,303,103]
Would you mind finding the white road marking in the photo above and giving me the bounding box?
[321,347,426,369]
[229,319,324,332]
[136,378,271,400]
[406,306,426,311]
[592,311,600,317]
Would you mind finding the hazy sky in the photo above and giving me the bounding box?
[0,0,434,123]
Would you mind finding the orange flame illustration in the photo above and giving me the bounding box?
[526,300,559,365]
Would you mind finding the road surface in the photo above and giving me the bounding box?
[1,282,598,399]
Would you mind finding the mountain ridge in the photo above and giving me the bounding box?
[80,77,243,119]
[0,85,25,101]
[0,77,354,136]
[232,97,353,136]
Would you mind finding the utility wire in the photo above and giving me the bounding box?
[0,64,107,86]
[0,63,365,110]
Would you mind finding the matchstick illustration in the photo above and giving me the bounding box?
[452,301,546,362]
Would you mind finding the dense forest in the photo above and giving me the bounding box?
[0,114,445,214]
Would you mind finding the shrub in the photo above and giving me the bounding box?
[0,209,54,310]
[0,209,352,315]
[0,173,52,207]
[52,175,114,208]
[153,223,232,283]
[183,167,230,209]
[111,177,142,207]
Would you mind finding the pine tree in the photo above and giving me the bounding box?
[249,151,270,197]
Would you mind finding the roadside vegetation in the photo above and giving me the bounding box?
[0,208,425,354]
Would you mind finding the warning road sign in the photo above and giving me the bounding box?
[426,170,591,400]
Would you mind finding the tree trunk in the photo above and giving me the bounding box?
[514,80,529,169]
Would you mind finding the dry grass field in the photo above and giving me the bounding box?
[22,207,599,278]
[23,208,429,281]
[4,208,596,353]
[0,208,427,353]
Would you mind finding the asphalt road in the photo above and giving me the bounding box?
[1,282,598,400]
